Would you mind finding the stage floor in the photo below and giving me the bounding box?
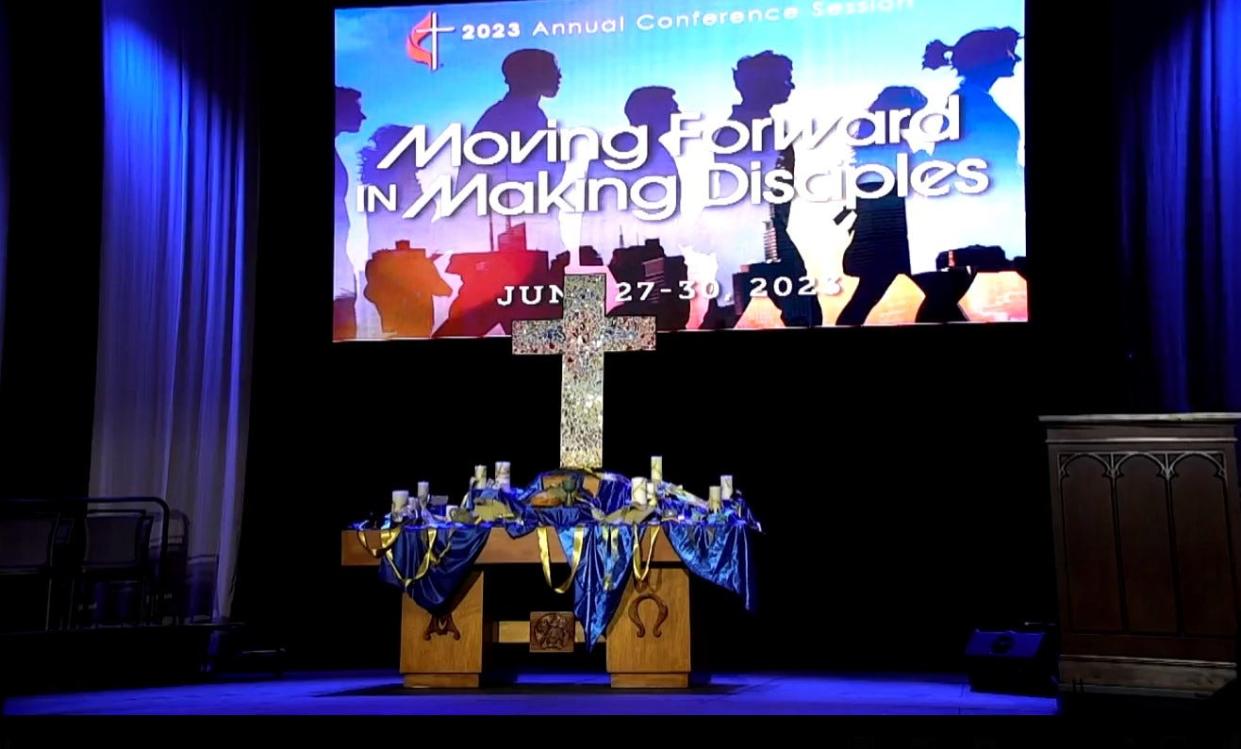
[3,671,1058,716]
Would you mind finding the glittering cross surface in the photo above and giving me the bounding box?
[512,273,656,469]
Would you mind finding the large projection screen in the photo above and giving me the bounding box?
[334,0,1026,340]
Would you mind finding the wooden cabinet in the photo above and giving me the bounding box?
[1042,414,1241,696]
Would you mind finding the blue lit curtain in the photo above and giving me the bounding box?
[92,0,256,619]
[1118,0,1241,411]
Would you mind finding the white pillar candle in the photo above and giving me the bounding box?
[392,490,410,514]
[650,456,663,483]
[720,475,734,500]
[474,465,487,486]
[495,462,511,490]
[708,486,722,512]
[631,477,647,507]
[414,483,430,521]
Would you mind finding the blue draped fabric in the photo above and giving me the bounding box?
[363,469,760,648]
[561,524,638,647]
[1118,0,1241,411]
[589,473,635,515]
[378,525,490,614]
[514,504,595,529]
[664,521,757,613]
[501,471,643,646]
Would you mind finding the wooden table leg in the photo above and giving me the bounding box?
[400,570,484,688]
[605,566,691,688]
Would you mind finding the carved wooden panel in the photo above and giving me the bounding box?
[400,570,484,679]
[529,612,575,653]
[605,566,690,677]
[1170,454,1238,637]
[1114,455,1178,634]
[1044,415,1241,695]
[1059,454,1123,632]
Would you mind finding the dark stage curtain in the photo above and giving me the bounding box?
[92,0,257,619]
[1117,0,1241,411]
[0,6,9,375]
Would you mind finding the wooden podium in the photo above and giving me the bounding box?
[341,528,692,689]
[1042,414,1241,697]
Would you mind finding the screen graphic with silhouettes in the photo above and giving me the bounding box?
[334,0,1027,340]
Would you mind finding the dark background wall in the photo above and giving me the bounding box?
[0,0,1150,673]
[0,4,103,499]
[231,0,1133,673]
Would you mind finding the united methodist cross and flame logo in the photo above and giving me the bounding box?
[406,11,455,71]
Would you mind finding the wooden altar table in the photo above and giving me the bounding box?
[340,527,692,689]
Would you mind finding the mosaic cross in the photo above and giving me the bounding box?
[512,273,656,469]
